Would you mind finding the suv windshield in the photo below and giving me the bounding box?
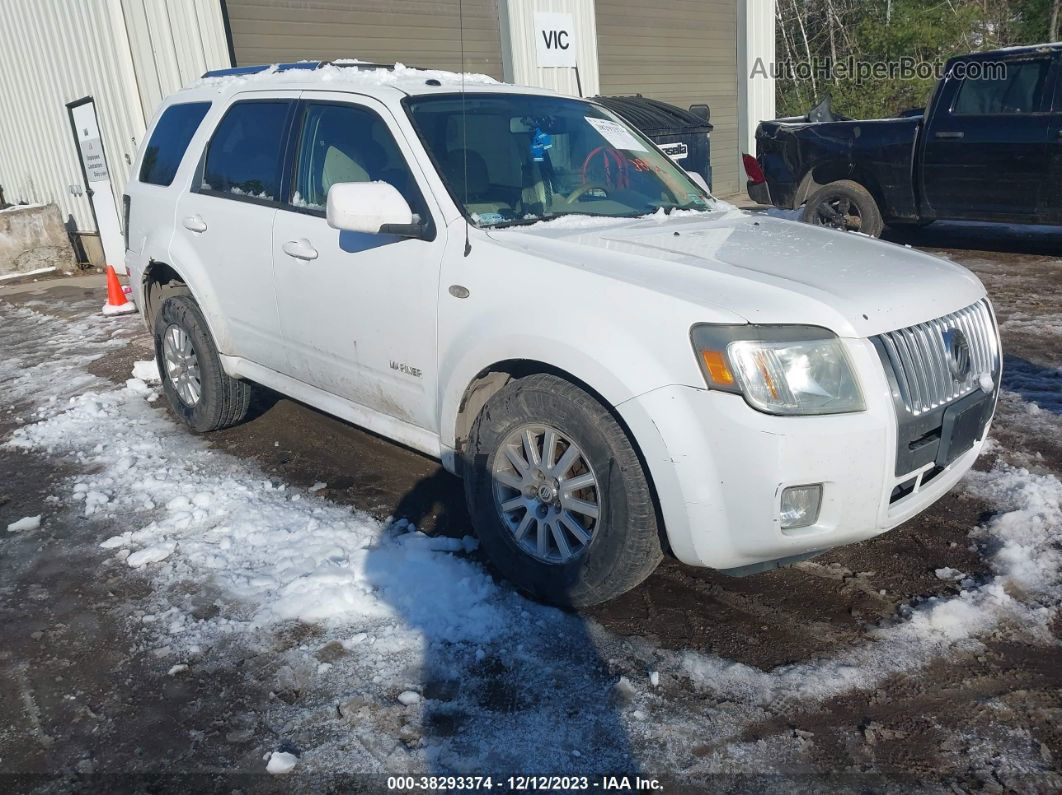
[405,93,713,228]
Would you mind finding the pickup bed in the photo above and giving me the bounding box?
[747,44,1062,236]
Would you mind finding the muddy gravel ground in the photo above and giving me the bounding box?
[0,221,1059,793]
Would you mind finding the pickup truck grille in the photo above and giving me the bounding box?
[874,299,999,416]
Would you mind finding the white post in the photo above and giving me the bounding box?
[738,0,777,159]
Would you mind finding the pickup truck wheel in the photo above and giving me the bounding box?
[464,374,663,607]
[802,180,884,237]
[154,295,251,433]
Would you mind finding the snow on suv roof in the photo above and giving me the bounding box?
[185,59,558,100]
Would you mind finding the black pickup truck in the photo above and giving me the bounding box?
[746,44,1062,237]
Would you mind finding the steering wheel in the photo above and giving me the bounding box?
[563,183,611,204]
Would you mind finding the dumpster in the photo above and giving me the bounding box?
[591,95,714,191]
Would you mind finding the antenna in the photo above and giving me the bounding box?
[459,0,471,256]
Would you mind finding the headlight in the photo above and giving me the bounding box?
[691,324,865,415]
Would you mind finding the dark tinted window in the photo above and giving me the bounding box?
[202,101,292,200]
[291,102,423,216]
[139,102,210,186]
[953,60,1051,115]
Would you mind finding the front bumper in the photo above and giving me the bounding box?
[616,338,991,570]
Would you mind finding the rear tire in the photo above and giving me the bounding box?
[802,179,884,237]
[154,295,251,433]
[464,374,662,607]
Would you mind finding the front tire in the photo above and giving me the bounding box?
[464,374,662,607]
[154,295,251,433]
[802,179,884,237]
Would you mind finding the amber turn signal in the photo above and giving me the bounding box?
[700,350,735,386]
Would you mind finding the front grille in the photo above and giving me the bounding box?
[875,299,999,415]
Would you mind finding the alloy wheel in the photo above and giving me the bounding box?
[163,323,202,406]
[491,424,601,564]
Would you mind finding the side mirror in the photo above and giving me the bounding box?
[326,182,420,236]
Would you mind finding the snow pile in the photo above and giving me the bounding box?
[0,301,128,413]
[191,61,499,93]
[7,515,41,532]
[266,750,299,775]
[679,462,1062,705]
[7,377,513,648]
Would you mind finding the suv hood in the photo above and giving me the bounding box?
[486,209,986,338]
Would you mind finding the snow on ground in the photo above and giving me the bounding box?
[1,296,1060,777]
[0,301,128,417]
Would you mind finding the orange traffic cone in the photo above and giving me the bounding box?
[102,265,136,316]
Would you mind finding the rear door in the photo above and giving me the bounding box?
[921,56,1054,221]
[173,93,298,371]
[1043,55,1062,223]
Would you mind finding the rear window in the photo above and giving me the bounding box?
[139,102,211,186]
[201,101,293,201]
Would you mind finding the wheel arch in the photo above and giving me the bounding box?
[141,259,230,357]
[801,163,886,213]
[448,357,671,555]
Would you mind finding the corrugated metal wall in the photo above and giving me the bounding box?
[0,0,144,228]
[595,0,740,195]
[122,0,232,122]
[225,0,504,79]
[500,0,600,98]
[0,0,229,231]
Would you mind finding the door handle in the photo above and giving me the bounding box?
[934,131,965,140]
[1057,129,1062,140]
[182,215,207,233]
[282,238,318,261]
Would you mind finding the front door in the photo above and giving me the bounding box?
[174,94,298,371]
[921,56,1055,222]
[271,95,445,432]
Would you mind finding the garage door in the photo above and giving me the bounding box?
[596,0,739,196]
[224,0,504,80]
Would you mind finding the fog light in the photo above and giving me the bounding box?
[780,484,823,529]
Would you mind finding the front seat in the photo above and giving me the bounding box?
[443,149,509,217]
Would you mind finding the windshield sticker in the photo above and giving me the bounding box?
[687,193,707,206]
[472,212,506,226]
[584,117,648,152]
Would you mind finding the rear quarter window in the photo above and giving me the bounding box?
[200,101,293,201]
[139,102,211,186]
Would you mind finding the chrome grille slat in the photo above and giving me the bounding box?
[875,299,999,415]
[881,335,912,409]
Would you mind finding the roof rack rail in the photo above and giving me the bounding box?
[201,61,321,78]
[201,60,419,79]
[320,60,402,71]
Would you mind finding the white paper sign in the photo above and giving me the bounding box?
[80,136,109,181]
[585,117,648,151]
[534,12,577,68]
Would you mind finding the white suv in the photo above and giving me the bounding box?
[124,62,1001,606]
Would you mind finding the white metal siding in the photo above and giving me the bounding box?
[122,0,232,121]
[500,0,600,98]
[0,0,144,228]
[595,0,741,195]
[0,0,229,231]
